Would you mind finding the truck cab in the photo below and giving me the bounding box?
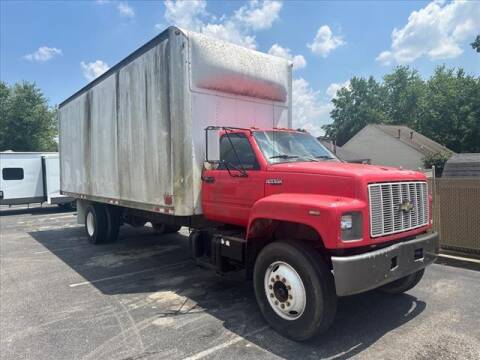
[196,127,438,340]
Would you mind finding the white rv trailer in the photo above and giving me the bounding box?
[0,152,74,206]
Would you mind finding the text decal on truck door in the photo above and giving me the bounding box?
[266,178,283,185]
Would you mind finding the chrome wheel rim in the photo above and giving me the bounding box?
[264,261,306,320]
[86,212,95,237]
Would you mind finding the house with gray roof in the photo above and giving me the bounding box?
[317,137,371,164]
[443,153,480,178]
[342,124,454,170]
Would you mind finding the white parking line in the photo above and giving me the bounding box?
[68,261,187,288]
[182,326,269,360]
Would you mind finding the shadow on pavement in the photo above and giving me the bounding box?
[29,225,426,359]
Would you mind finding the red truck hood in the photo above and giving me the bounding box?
[268,161,426,183]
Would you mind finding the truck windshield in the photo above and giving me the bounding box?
[253,131,339,164]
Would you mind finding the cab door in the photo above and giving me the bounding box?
[202,133,265,226]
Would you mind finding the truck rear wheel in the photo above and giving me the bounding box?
[104,206,121,243]
[85,204,108,244]
[253,241,337,341]
[379,269,425,294]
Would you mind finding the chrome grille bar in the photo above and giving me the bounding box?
[369,181,429,237]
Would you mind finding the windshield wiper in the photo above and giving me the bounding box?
[270,154,299,159]
[315,155,335,160]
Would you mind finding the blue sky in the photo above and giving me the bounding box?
[1,0,479,134]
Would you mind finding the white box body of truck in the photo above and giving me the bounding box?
[59,27,292,216]
[0,152,73,206]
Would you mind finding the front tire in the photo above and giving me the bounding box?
[253,241,337,341]
[379,269,425,294]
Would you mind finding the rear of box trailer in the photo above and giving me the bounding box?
[59,26,291,217]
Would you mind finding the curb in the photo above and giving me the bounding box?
[435,253,480,272]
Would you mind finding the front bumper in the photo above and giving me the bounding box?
[332,232,438,296]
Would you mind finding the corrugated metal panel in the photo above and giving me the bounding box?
[90,74,119,198]
[117,40,172,205]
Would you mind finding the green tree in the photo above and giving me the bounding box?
[325,65,480,153]
[422,152,450,177]
[0,81,57,152]
[419,66,480,153]
[324,76,387,145]
[471,35,480,52]
[382,66,426,128]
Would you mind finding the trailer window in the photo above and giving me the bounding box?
[2,168,24,180]
[219,134,259,170]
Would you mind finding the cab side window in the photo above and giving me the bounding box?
[219,133,260,170]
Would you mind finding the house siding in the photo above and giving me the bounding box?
[343,126,424,170]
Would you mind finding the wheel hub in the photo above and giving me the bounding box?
[273,281,289,302]
[264,261,306,320]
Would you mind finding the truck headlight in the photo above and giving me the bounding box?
[340,215,353,230]
[341,212,362,241]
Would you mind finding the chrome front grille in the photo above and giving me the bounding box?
[368,181,429,238]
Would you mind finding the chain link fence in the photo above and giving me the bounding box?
[431,178,480,254]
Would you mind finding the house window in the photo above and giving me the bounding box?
[2,168,24,180]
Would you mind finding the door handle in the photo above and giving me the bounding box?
[202,176,215,183]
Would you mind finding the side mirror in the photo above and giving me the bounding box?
[205,129,220,162]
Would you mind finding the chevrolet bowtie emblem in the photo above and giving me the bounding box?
[398,200,414,213]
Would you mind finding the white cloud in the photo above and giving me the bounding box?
[23,46,62,62]
[292,78,332,136]
[268,43,306,70]
[117,2,135,18]
[80,60,110,82]
[202,22,256,49]
[308,25,345,57]
[162,0,282,49]
[326,80,350,98]
[164,0,207,31]
[376,0,480,65]
[234,0,282,30]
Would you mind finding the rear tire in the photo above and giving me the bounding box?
[104,205,121,243]
[85,204,108,244]
[379,269,425,294]
[253,241,337,341]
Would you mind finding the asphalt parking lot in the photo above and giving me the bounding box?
[1,205,479,360]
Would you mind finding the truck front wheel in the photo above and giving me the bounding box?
[379,269,425,294]
[253,241,337,341]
